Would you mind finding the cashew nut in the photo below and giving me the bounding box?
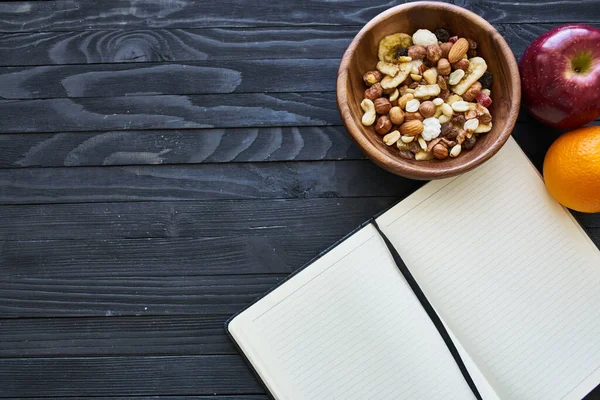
[413,84,441,99]
[376,61,399,77]
[452,57,487,96]
[361,99,376,126]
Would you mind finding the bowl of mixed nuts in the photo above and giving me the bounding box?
[337,1,521,180]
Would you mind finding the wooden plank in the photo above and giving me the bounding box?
[0,0,597,33]
[0,355,263,397]
[1,23,599,67]
[0,234,344,276]
[1,397,269,400]
[0,126,363,168]
[0,197,395,240]
[0,273,285,317]
[0,59,339,99]
[0,160,423,204]
[0,123,566,168]
[0,315,236,357]
[0,92,339,133]
[0,27,355,66]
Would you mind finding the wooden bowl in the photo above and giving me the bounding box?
[337,1,521,180]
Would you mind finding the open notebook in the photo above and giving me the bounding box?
[227,137,600,400]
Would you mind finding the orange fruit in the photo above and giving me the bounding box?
[543,125,600,213]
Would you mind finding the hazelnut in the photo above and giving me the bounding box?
[437,58,451,76]
[363,70,383,86]
[389,106,405,125]
[426,44,442,63]
[405,111,424,122]
[364,83,383,100]
[432,143,449,159]
[374,98,392,114]
[462,81,482,102]
[375,115,392,135]
[418,101,436,118]
[452,59,470,72]
[440,42,453,58]
[382,86,396,95]
[408,45,427,60]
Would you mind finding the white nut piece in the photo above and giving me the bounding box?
[415,150,435,161]
[434,105,443,118]
[451,101,470,112]
[423,68,438,85]
[475,122,493,133]
[401,135,415,143]
[397,141,409,150]
[452,57,488,95]
[482,88,491,96]
[361,99,376,126]
[438,115,451,124]
[418,136,428,150]
[448,69,465,85]
[397,56,412,63]
[383,130,401,146]
[464,118,480,131]
[421,117,442,141]
[449,144,462,158]
[376,61,399,77]
[412,29,438,47]
[432,97,444,106]
[411,65,420,75]
[389,88,400,102]
[405,98,421,112]
[441,103,453,117]
[414,84,441,99]
[410,73,422,82]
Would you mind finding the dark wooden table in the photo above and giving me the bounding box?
[0,1,599,399]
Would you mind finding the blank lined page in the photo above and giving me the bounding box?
[376,137,600,400]
[229,223,476,400]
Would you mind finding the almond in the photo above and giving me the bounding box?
[399,120,424,136]
[448,38,469,63]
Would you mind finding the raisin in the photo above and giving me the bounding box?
[395,47,409,58]
[435,28,450,42]
[463,136,477,150]
[479,71,493,89]
[408,141,421,153]
[441,122,453,137]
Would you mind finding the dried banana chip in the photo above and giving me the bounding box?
[378,33,412,62]
[451,57,487,96]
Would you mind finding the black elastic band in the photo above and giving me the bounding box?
[371,220,483,400]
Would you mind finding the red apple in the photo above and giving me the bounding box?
[519,24,600,130]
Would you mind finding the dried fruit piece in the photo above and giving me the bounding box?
[448,38,469,63]
[448,36,459,43]
[415,150,435,160]
[475,122,492,133]
[376,61,399,77]
[435,28,450,42]
[381,61,414,89]
[395,47,409,58]
[478,71,493,89]
[378,33,413,62]
[463,136,476,150]
[399,150,415,160]
[414,84,441,99]
[476,91,492,107]
[452,57,487,95]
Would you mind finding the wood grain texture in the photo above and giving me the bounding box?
[0,59,339,99]
[0,92,339,133]
[0,315,236,357]
[0,355,262,397]
[0,123,578,168]
[0,273,285,317]
[0,160,423,204]
[0,0,597,33]
[0,126,363,168]
[0,27,356,66]
[0,197,396,240]
[0,23,598,67]
[1,397,268,400]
